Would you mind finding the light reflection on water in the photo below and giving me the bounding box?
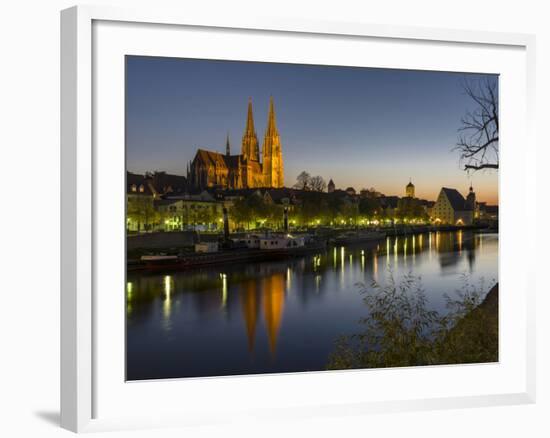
[126,231,498,380]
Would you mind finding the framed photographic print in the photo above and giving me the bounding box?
[61,5,536,433]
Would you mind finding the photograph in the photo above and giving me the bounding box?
[125,56,499,381]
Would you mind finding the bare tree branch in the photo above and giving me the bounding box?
[464,164,499,170]
[454,77,499,172]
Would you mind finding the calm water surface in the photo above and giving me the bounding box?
[126,231,498,380]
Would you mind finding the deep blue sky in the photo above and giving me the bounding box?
[126,56,498,203]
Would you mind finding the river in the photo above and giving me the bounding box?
[126,230,498,380]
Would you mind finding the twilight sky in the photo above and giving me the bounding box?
[126,56,498,204]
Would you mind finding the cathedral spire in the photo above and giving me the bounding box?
[241,97,259,161]
[262,96,284,188]
[226,132,231,156]
[265,96,278,136]
[245,98,255,134]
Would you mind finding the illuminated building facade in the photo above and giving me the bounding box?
[189,97,284,190]
[432,187,474,225]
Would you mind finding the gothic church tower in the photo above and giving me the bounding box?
[262,97,284,188]
[241,98,260,162]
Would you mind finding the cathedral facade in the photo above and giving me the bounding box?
[188,97,284,190]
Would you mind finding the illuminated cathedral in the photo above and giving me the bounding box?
[188,97,284,190]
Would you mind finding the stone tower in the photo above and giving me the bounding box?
[327,179,335,193]
[466,184,476,211]
[406,179,415,198]
[241,98,259,162]
[262,97,284,188]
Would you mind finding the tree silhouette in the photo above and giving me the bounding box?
[454,77,499,171]
[293,171,311,190]
[309,175,327,192]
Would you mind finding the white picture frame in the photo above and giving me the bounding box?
[60,4,536,433]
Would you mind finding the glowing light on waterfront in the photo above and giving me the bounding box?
[312,255,322,270]
[126,282,133,315]
[220,273,228,308]
[458,230,463,252]
[373,254,378,280]
[286,267,292,292]
[164,275,172,293]
[315,274,321,292]
[340,246,345,286]
[163,275,173,322]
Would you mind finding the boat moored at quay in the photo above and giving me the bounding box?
[133,233,326,272]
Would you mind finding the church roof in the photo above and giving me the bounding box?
[195,148,261,173]
[406,181,415,187]
[195,149,229,169]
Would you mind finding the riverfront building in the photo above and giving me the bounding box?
[155,191,222,231]
[126,172,155,232]
[432,187,475,225]
[188,97,284,190]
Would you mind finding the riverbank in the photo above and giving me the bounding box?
[327,280,499,370]
[441,283,499,364]
[128,225,495,271]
